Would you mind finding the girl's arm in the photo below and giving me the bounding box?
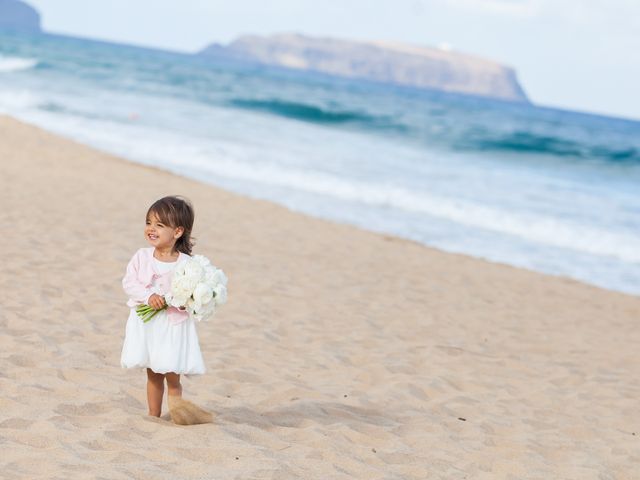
[122,250,154,305]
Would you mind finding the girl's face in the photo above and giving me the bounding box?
[145,212,183,251]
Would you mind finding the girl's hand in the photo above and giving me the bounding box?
[148,294,166,310]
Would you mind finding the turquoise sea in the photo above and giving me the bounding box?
[1,32,639,295]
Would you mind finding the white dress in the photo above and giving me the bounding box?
[120,257,206,375]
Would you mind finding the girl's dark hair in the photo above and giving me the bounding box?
[146,196,195,255]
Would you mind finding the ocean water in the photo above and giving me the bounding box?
[1,32,639,295]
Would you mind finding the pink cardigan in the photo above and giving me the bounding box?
[122,247,189,325]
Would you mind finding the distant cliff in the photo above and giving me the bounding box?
[200,33,528,103]
[0,0,41,32]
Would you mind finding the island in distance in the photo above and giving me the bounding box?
[0,0,41,32]
[200,33,529,103]
[0,0,527,104]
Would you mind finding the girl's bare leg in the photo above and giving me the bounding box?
[165,372,182,398]
[146,368,165,416]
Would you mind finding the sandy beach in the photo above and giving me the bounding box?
[1,114,639,479]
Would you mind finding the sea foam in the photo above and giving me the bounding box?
[0,89,41,112]
[0,55,38,73]
[20,104,637,265]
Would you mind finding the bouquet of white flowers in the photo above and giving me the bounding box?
[136,255,227,323]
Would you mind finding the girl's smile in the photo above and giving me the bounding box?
[145,214,183,251]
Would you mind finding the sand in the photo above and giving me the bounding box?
[0,115,638,479]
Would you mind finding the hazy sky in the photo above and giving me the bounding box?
[27,0,640,120]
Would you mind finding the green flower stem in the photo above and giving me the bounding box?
[136,303,168,323]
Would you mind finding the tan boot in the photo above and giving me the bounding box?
[167,395,214,425]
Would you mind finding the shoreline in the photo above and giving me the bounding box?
[2,114,639,478]
[2,114,635,300]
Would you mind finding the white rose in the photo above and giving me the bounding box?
[193,255,211,268]
[174,265,186,276]
[185,297,196,314]
[184,261,204,281]
[213,284,227,305]
[172,272,195,294]
[171,277,187,291]
[196,302,215,321]
[204,267,216,283]
[173,284,190,296]
[193,282,214,305]
[210,268,228,286]
[168,280,191,307]
[171,295,189,308]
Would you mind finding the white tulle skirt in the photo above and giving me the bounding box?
[120,308,205,375]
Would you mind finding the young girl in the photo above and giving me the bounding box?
[120,195,207,420]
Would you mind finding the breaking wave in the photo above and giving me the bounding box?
[0,55,38,73]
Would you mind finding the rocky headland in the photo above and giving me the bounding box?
[200,33,528,102]
[0,0,41,33]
